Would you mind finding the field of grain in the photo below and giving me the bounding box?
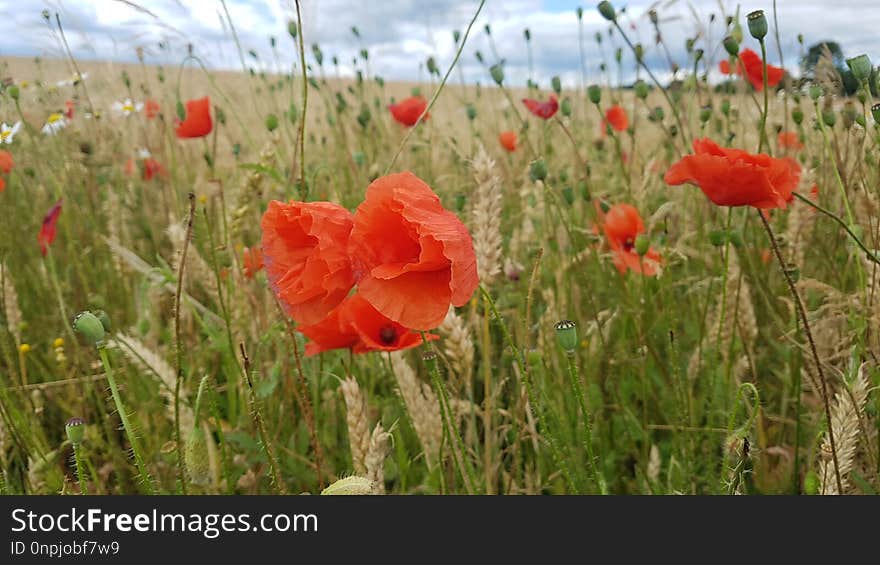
[0,2,878,495]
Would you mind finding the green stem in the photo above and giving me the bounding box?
[758,39,770,153]
[564,354,607,494]
[72,443,87,495]
[793,192,880,264]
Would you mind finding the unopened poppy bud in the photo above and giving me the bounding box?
[7,85,19,100]
[551,75,562,95]
[452,29,461,44]
[42,9,50,20]
[846,54,872,82]
[699,105,712,123]
[466,104,477,121]
[561,97,572,117]
[723,36,739,57]
[577,7,584,20]
[694,48,704,63]
[265,113,279,132]
[822,109,836,128]
[484,24,492,36]
[562,186,574,205]
[634,80,649,100]
[475,50,484,64]
[708,230,726,247]
[426,56,438,76]
[73,311,105,346]
[65,417,86,444]
[311,44,324,66]
[855,114,866,128]
[720,99,731,116]
[524,28,531,42]
[634,44,644,62]
[652,106,665,121]
[529,158,548,182]
[792,107,804,125]
[321,476,373,495]
[287,20,297,39]
[175,100,186,121]
[747,10,767,40]
[871,103,880,123]
[808,84,822,101]
[93,310,111,333]
[357,105,371,128]
[489,63,504,85]
[554,320,578,353]
[685,38,695,53]
[634,234,650,256]
[797,34,804,45]
[597,1,616,22]
[587,84,601,104]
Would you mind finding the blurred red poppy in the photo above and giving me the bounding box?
[522,95,558,119]
[389,96,428,127]
[175,96,213,138]
[38,199,63,257]
[605,105,629,132]
[243,246,264,279]
[145,99,160,119]
[64,100,74,120]
[664,138,800,209]
[777,131,803,151]
[298,293,433,356]
[602,203,660,276]
[737,49,784,91]
[348,171,478,330]
[261,200,356,325]
[0,150,12,192]
[499,130,517,152]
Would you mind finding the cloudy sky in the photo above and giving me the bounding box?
[1,1,878,86]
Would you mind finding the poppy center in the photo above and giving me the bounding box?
[623,237,635,251]
[379,325,398,345]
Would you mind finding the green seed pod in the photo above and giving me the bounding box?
[720,99,731,117]
[453,29,461,44]
[855,114,866,128]
[747,10,768,40]
[808,84,822,101]
[846,54,872,82]
[822,109,836,128]
[184,426,211,486]
[524,28,531,42]
[634,234,650,256]
[577,7,584,21]
[634,44,644,62]
[694,48,704,63]
[65,417,86,444]
[352,151,366,167]
[311,44,324,66]
[287,20,298,39]
[265,113,279,132]
[554,320,578,352]
[489,63,504,85]
[634,80,649,100]
[708,230,726,247]
[551,75,562,95]
[561,97,572,117]
[652,106,665,121]
[176,100,186,121]
[561,186,574,206]
[73,312,106,346]
[357,105,371,128]
[7,85,19,100]
[321,476,373,495]
[685,38,695,53]
[466,104,477,121]
[529,158,548,182]
[597,1,616,22]
[587,84,601,105]
[475,50,484,64]
[803,471,819,495]
[92,310,111,333]
[722,36,740,57]
[699,105,712,123]
[792,107,804,125]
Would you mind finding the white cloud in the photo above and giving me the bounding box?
[1,0,878,87]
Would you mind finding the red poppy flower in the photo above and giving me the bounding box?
[124,157,166,181]
[388,96,429,127]
[261,200,356,325]
[64,100,74,120]
[0,150,12,193]
[175,96,213,138]
[348,171,478,330]
[144,99,160,119]
[38,199,63,256]
[737,49,784,91]
[522,95,558,119]
[605,105,629,132]
[499,130,517,152]
[298,293,433,356]
[777,131,803,152]
[719,59,736,75]
[243,246,264,279]
[602,203,660,276]
[664,138,801,209]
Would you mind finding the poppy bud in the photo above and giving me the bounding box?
[270,36,276,48]
[634,234,651,256]
[634,80,649,100]
[360,49,369,61]
[792,107,804,125]
[7,85,19,100]
[321,476,373,495]
[597,1,616,22]
[357,105,371,128]
[722,36,739,57]
[822,109,836,128]
[694,48,704,63]
[475,50,484,64]
[846,54,872,82]
[265,113,279,132]
[577,7,583,20]
[855,114,866,128]
[489,64,504,85]
[746,10,767,40]
[285,20,298,39]
[92,310,111,333]
[808,84,822,101]
[426,56,438,76]
[466,104,477,121]
[73,311,105,346]
[551,75,562,95]
[561,97,572,117]
[857,91,867,105]
[634,44,644,63]
[65,417,86,444]
[529,158,548,182]
[669,124,678,137]
[176,100,186,121]
[524,28,531,42]
[797,34,804,46]
[453,29,461,44]
[561,186,574,205]
[587,84,601,104]
[803,471,819,495]
[871,103,880,123]
[311,44,324,66]
[42,9,50,20]
[699,105,712,123]
[579,180,591,201]
[720,99,730,117]
[554,320,578,353]
[652,106,665,121]
[595,32,602,45]
[708,230,726,247]
[615,47,622,64]
[484,24,492,36]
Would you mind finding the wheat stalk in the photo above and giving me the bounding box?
[818,364,870,495]
[390,352,442,466]
[471,144,503,285]
[339,376,370,475]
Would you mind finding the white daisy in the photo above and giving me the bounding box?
[136,147,151,159]
[0,122,21,144]
[55,72,89,88]
[112,98,143,117]
[42,113,68,135]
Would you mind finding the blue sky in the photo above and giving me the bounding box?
[1,1,877,86]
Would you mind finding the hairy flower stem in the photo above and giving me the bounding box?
[757,39,770,153]
[757,210,842,493]
[716,208,734,345]
[71,444,87,495]
[793,193,880,264]
[565,354,607,494]
[173,194,195,495]
[99,346,155,493]
[294,0,309,194]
